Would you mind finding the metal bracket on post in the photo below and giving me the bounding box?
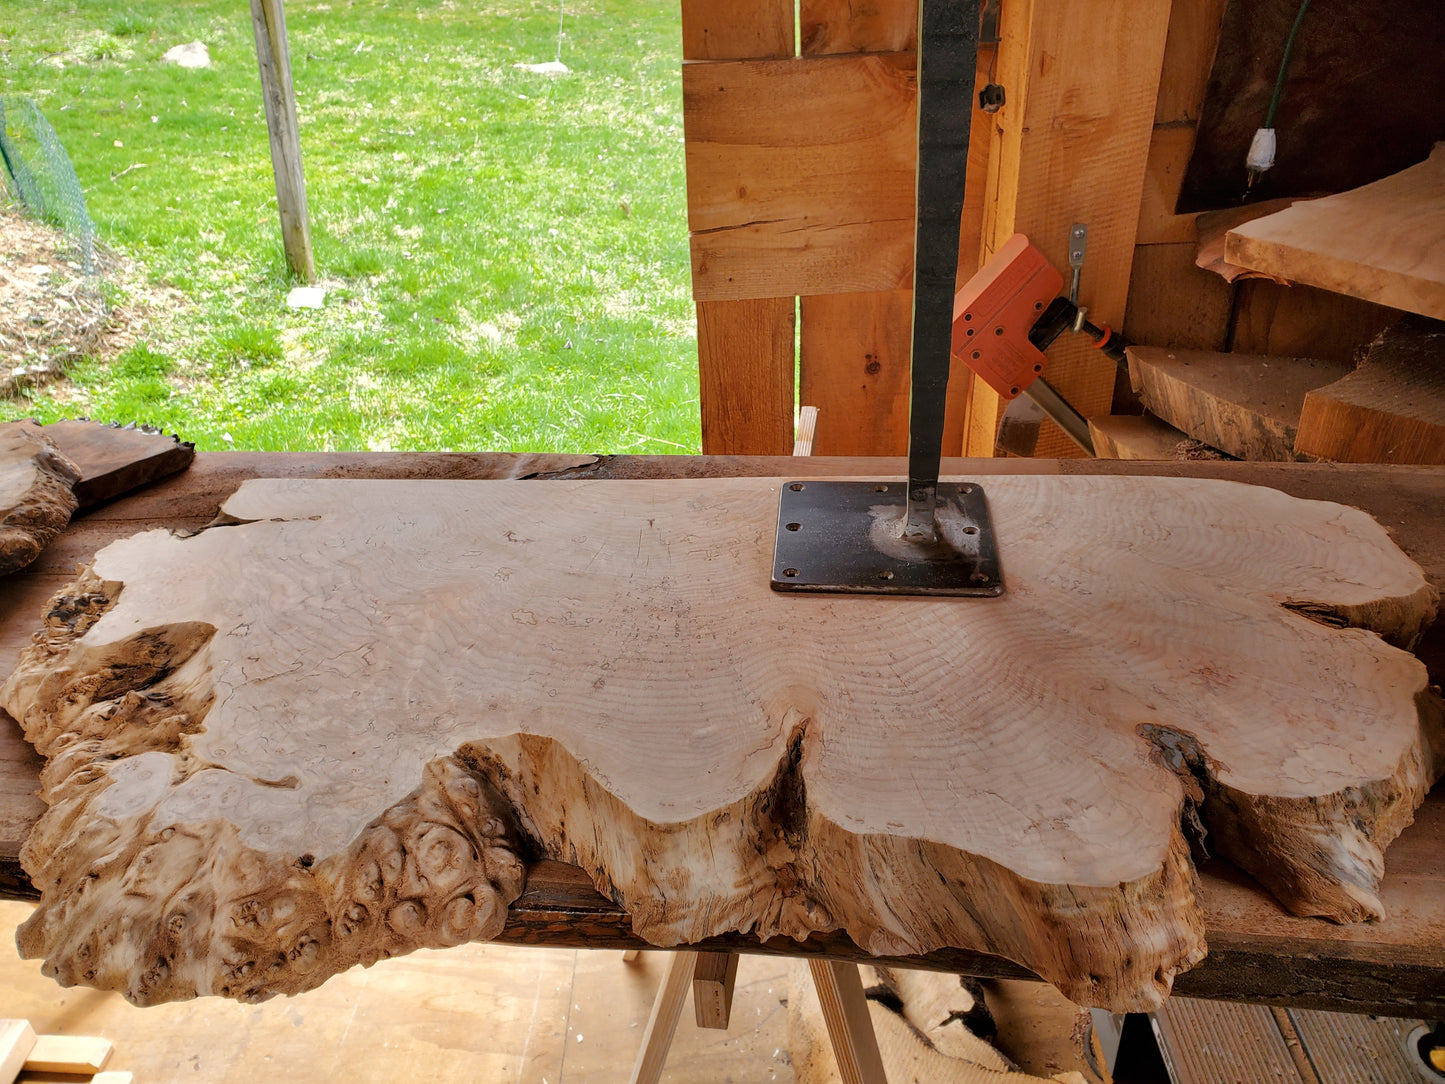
[1067,222,1088,329]
[771,0,1001,598]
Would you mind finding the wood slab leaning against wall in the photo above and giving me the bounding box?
[2,475,1440,1016]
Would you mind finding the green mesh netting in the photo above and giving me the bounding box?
[0,95,97,274]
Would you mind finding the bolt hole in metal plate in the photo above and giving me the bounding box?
[771,480,1004,596]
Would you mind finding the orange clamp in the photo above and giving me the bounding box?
[951,233,1062,399]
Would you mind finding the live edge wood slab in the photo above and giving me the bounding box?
[0,454,1442,1021]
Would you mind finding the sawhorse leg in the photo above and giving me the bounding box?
[628,951,887,1084]
[629,950,698,1084]
[809,959,888,1084]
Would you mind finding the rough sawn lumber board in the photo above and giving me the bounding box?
[1294,316,1445,465]
[1,476,1439,1015]
[1224,143,1445,321]
[1126,347,1352,462]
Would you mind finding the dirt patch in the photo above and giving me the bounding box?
[0,207,176,398]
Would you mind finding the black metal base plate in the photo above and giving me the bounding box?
[771,480,1003,596]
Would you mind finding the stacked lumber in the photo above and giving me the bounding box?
[1295,317,1445,464]
[1122,347,1350,461]
[1105,323,1445,465]
[1225,143,1445,321]
[0,1019,127,1083]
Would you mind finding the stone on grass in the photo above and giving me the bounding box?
[161,42,212,69]
[286,286,326,310]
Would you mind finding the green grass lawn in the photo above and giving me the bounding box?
[0,0,700,453]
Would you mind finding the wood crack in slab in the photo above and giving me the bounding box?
[1,475,1439,1013]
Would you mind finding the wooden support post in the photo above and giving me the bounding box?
[630,950,698,1084]
[967,0,1173,456]
[250,0,316,283]
[808,960,888,1084]
[692,951,740,1029]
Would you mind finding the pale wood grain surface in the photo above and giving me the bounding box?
[1226,144,1445,320]
[2,454,1443,1021]
[3,473,1438,1016]
[684,54,917,301]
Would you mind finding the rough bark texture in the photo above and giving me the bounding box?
[0,424,80,577]
[1,476,1439,1013]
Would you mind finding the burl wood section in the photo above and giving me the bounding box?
[3,477,1440,1014]
[0,425,80,577]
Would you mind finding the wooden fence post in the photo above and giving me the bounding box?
[250,0,316,283]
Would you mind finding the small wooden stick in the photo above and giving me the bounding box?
[621,948,642,962]
[808,960,888,1084]
[630,950,699,1084]
[692,951,740,1029]
[793,405,819,456]
[24,1034,113,1075]
[0,1020,38,1084]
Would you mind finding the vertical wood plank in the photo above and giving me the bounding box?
[683,0,796,455]
[1124,243,1233,352]
[956,45,996,287]
[250,0,315,283]
[968,0,1174,457]
[698,297,796,455]
[1134,0,1228,244]
[801,291,912,455]
[630,950,699,1084]
[682,0,794,60]
[799,0,917,55]
[808,960,888,1084]
[691,950,740,1029]
[800,291,974,456]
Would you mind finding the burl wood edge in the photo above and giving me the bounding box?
[1,476,1441,1015]
[0,425,81,577]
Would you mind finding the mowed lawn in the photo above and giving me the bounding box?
[0,0,700,453]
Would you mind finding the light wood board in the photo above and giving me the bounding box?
[2,475,1439,1017]
[1295,317,1445,465]
[684,53,917,301]
[1126,347,1352,461]
[1225,143,1445,321]
[1088,413,1200,461]
[968,0,1172,458]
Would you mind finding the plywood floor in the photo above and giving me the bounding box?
[0,901,793,1083]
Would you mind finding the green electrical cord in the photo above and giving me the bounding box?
[1264,0,1312,130]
